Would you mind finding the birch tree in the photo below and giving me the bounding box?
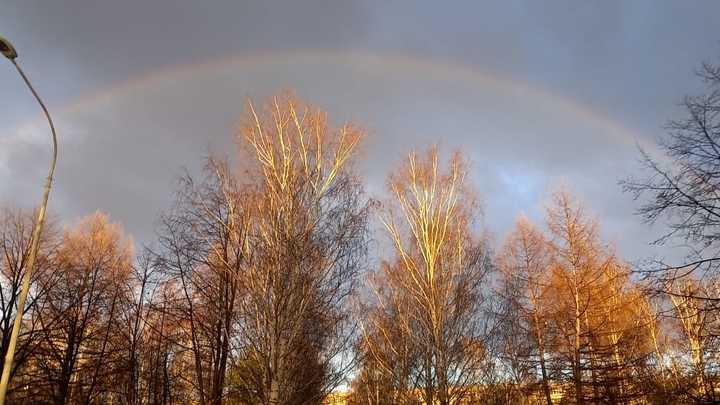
[362,147,490,405]
[233,94,371,405]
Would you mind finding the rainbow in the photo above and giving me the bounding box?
[1,49,664,159]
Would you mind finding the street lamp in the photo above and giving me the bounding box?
[0,36,58,405]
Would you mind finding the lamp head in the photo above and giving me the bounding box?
[0,36,18,60]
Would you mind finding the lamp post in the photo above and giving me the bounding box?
[0,36,58,405]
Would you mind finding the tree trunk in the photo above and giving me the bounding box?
[574,292,584,405]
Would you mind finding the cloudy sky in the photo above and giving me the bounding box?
[1,1,719,263]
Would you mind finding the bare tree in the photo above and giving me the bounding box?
[637,295,673,397]
[116,252,162,405]
[620,57,720,402]
[232,94,371,405]
[543,190,651,403]
[0,208,58,401]
[622,59,720,292]
[141,280,192,405]
[496,216,554,405]
[665,279,719,402]
[23,212,133,404]
[156,157,248,405]
[361,147,491,405]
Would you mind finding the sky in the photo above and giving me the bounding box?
[1,0,719,264]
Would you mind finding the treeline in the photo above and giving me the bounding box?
[0,60,718,405]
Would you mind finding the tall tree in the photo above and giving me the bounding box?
[361,147,491,405]
[622,59,720,294]
[233,94,371,405]
[621,57,720,402]
[157,157,248,405]
[27,212,133,404]
[0,208,57,400]
[496,216,554,405]
[544,190,648,403]
[116,253,162,405]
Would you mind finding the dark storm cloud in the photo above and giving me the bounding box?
[1,1,719,263]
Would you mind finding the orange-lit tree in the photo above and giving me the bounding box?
[233,94,371,405]
[361,148,491,405]
[543,191,653,403]
[496,216,554,405]
[0,208,58,401]
[25,213,133,404]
